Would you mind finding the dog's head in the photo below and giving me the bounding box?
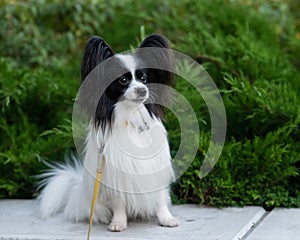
[80,34,173,129]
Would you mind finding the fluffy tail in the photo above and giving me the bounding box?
[38,156,89,221]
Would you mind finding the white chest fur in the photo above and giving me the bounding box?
[101,101,174,193]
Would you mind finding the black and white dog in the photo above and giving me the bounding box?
[39,34,179,231]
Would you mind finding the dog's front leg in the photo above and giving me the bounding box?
[156,190,179,227]
[107,201,127,232]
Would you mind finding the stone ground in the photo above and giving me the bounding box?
[0,200,299,240]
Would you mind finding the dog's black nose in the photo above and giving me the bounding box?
[136,87,147,97]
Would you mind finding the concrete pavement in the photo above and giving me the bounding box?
[0,200,299,240]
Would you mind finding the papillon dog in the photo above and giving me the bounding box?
[39,34,179,231]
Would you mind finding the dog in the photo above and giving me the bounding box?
[39,34,179,232]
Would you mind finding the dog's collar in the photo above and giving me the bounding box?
[124,120,150,133]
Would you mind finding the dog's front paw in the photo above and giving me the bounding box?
[159,216,179,227]
[107,222,127,232]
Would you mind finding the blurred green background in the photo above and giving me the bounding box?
[0,0,299,209]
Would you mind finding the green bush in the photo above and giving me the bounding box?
[0,0,299,208]
[0,58,76,197]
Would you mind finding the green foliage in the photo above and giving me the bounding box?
[1,0,300,209]
[0,0,122,68]
[0,58,76,198]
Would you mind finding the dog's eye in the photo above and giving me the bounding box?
[141,75,147,83]
[119,76,129,85]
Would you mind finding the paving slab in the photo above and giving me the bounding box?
[245,208,300,240]
[0,200,265,240]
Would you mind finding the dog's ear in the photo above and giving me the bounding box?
[138,34,173,83]
[138,34,174,120]
[79,36,114,128]
[139,34,170,49]
[81,36,114,82]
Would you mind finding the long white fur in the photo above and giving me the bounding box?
[39,54,179,231]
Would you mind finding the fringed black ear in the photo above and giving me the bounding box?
[138,34,173,87]
[81,36,114,82]
[79,36,115,130]
[139,34,170,49]
[138,34,174,119]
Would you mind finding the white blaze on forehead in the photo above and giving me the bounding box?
[116,54,137,77]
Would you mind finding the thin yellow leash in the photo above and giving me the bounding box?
[86,154,105,240]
